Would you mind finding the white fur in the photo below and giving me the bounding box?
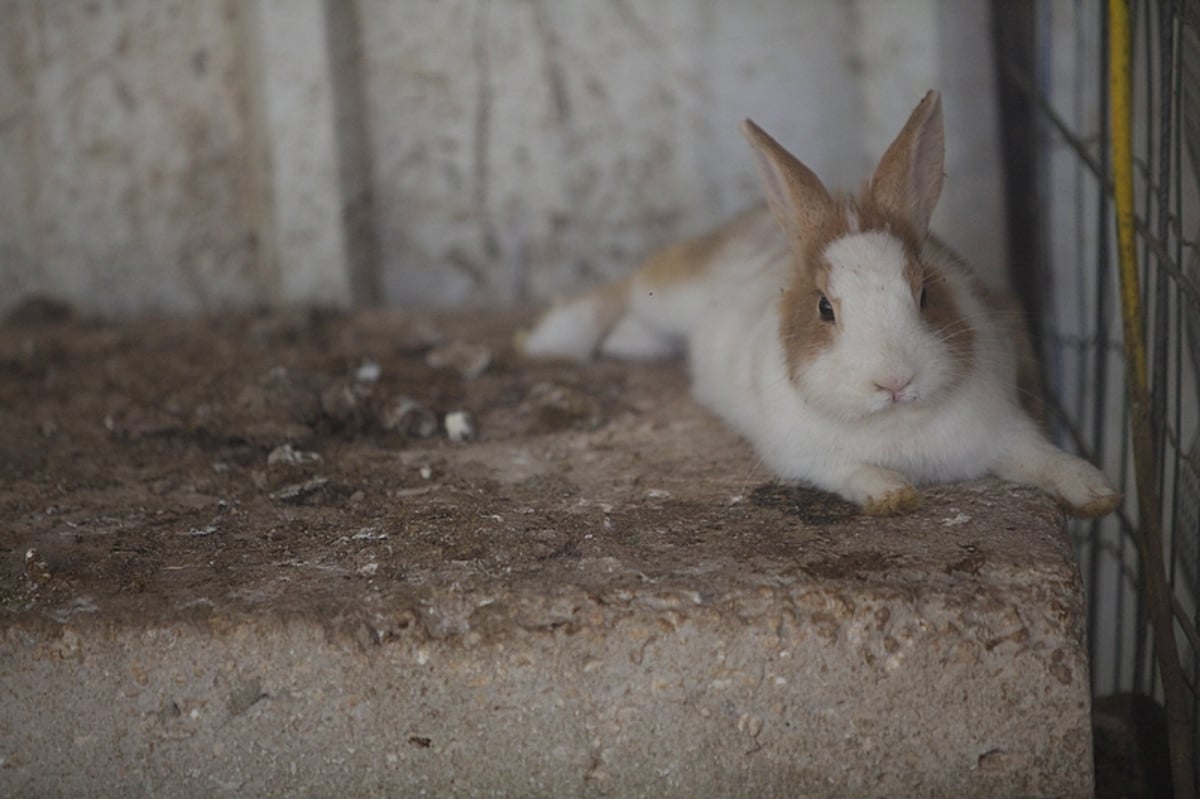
[525,208,1117,514]
[600,314,681,360]
[521,297,606,361]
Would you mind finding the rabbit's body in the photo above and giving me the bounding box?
[523,92,1120,517]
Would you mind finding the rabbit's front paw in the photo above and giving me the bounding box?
[863,485,923,516]
[841,466,923,516]
[1045,456,1121,518]
[993,433,1121,519]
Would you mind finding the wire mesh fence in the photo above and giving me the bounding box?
[994,0,1200,793]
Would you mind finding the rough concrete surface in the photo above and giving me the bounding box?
[0,305,1092,797]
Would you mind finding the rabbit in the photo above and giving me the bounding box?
[521,91,1120,518]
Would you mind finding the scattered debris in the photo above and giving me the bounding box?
[527,381,604,432]
[355,360,382,384]
[102,408,184,440]
[267,444,322,467]
[320,380,369,428]
[392,485,437,499]
[425,341,492,380]
[50,596,99,623]
[444,411,476,442]
[24,548,52,585]
[382,397,438,438]
[270,477,330,504]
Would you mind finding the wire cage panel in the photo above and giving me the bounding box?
[996,0,1200,792]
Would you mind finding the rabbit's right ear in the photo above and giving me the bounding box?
[741,119,833,248]
[868,91,944,235]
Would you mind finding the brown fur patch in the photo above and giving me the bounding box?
[779,196,911,377]
[778,255,835,379]
[638,206,767,291]
[982,283,1044,421]
[919,252,975,375]
[591,274,634,324]
[778,194,974,383]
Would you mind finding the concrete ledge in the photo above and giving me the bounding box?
[0,309,1091,797]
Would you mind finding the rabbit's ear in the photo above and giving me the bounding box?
[868,90,944,235]
[741,119,833,247]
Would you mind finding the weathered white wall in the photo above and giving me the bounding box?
[0,0,262,315]
[0,0,1008,317]
[362,0,864,305]
[365,0,1010,306]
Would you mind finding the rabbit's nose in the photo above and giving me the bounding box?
[874,374,915,404]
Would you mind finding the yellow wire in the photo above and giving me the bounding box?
[1108,4,1195,795]
[1109,0,1145,388]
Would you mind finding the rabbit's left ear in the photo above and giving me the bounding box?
[868,91,945,235]
[741,118,834,251]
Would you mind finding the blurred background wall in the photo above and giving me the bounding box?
[0,0,1006,317]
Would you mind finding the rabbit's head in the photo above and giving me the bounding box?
[742,91,974,422]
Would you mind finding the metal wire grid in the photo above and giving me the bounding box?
[995,0,1200,787]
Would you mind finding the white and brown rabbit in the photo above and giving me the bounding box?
[522,91,1119,518]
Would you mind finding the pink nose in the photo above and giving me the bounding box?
[874,375,914,403]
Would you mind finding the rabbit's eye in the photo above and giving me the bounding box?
[818,295,835,323]
[919,286,928,309]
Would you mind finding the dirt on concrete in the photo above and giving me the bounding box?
[0,301,1076,633]
[1,304,645,622]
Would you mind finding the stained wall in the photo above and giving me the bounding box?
[0,0,1007,316]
